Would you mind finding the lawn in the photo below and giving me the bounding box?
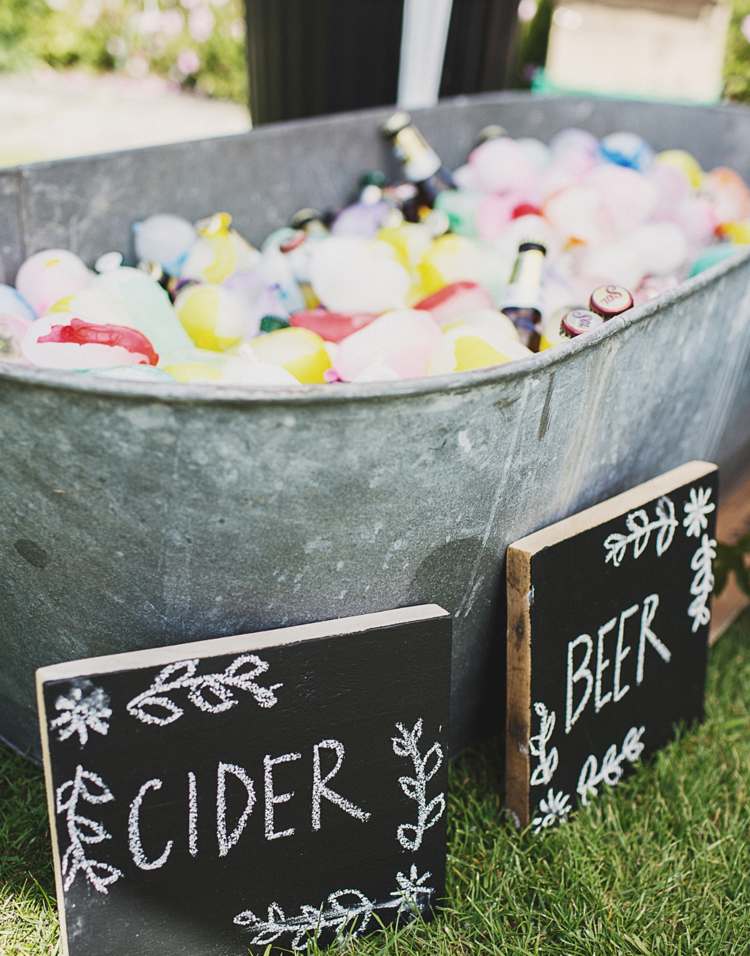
[2,613,749,956]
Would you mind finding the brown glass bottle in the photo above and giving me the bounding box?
[381,111,456,213]
[501,241,547,351]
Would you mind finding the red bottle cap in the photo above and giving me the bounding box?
[560,308,605,338]
[588,284,634,319]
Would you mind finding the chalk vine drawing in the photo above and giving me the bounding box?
[234,865,433,951]
[126,655,282,726]
[603,496,677,566]
[392,719,446,851]
[531,788,572,833]
[56,765,122,894]
[530,726,647,833]
[50,684,111,747]
[577,725,646,806]
[688,535,717,633]
[683,486,716,539]
[529,702,558,787]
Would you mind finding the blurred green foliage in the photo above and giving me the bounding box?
[725,1,750,101]
[0,0,247,102]
[515,0,553,87]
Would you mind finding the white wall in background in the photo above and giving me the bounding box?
[545,0,731,102]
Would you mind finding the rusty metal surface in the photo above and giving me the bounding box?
[1,93,749,759]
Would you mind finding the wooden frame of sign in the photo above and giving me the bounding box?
[506,460,718,832]
[37,605,451,956]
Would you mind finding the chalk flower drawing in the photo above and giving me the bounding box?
[56,765,122,894]
[688,534,716,633]
[234,865,433,951]
[50,684,111,747]
[391,719,446,851]
[603,496,677,567]
[529,702,558,787]
[682,486,716,539]
[126,654,282,726]
[531,788,572,833]
[577,725,645,806]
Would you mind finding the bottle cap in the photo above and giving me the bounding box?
[359,170,387,189]
[475,124,507,146]
[360,183,384,206]
[290,208,323,230]
[381,111,412,139]
[560,308,605,338]
[589,284,634,319]
[518,241,547,255]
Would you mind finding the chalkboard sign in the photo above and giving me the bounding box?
[37,606,451,955]
[506,461,718,831]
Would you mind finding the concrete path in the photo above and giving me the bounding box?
[0,68,251,167]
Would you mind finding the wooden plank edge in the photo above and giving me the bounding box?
[35,672,70,956]
[506,545,532,828]
[710,464,750,644]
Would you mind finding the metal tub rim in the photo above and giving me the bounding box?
[1,245,748,406]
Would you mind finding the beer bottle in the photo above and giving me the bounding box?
[501,241,547,351]
[381,111,456,211]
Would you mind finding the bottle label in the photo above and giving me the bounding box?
[393,127,441,183]
[504,248,545,311]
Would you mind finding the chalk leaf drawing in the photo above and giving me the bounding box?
[529,702,558,787]
[577,725,646,806]
[56,765,122,894]
[50,684,111,747]
[683,486,716,539]
[688,535,717,633]
[391,719,445,851]
[531,788,572,833]
[234,865,433,951]
[127,655,282,726]
[603,496,677,567]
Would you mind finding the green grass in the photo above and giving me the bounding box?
[2,614,749,956]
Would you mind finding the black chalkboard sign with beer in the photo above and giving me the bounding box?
[506,461,718,831]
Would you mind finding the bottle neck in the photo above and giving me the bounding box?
[392,126,442,183]
[506,248,545,307]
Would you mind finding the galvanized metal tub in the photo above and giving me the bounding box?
[2,93,749,760]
